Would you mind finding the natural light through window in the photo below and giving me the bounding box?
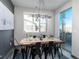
[24,14,50,32]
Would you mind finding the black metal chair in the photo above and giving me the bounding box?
[25,45,31,59]
[42,35,54,59]
[42,44,49,59]
[13,39,26,59]
[30,42,42,59]
[41,35,49,59]
[13,48,19,59]
[21,47,26,59]
[48,41,54,59]
[42,42,54,59]
[53,43,63,59]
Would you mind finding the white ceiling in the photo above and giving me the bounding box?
[11,0,70,11]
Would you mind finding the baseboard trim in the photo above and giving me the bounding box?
[71,54,79,59]
[62,47,71,53]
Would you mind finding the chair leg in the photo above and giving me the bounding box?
[60,45,63,56]
[44,50,48,59]
[26,46,29,59]
[51,52,54,59]
[51,48,54,59]
[38,50,42,59]
[58,50,61,59]
[54,46,57,57]
[57,46,61,59]
[49,46,54,59]
[29,48,32,59]
[29,52,32,59]
[45,53,47,59]
[32,54,35,59]
[25,47,28,59]
[13,49,19,59]
[21,48,25,59]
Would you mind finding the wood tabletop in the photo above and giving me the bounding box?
[18,38,64,46]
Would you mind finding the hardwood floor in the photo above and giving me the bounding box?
[6,49,72,59]
[9,53,68,59]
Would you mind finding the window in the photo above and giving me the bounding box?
[24,14,50,32]
[60,8,72,33]
[60,8,72,51]
[40,16,47,32]
[24,15,39,32]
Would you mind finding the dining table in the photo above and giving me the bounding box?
[13,37,64,59]
[19,37,64,46]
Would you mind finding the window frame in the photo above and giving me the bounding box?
[24,14,49,33]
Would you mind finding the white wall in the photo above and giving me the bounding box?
[54,1,72,38]
[72,0,79,58]
[55,0,79,58]
[14,6,54,40]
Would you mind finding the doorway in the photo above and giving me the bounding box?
[60,8,72,52]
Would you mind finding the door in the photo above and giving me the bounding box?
[60,8,72,52]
